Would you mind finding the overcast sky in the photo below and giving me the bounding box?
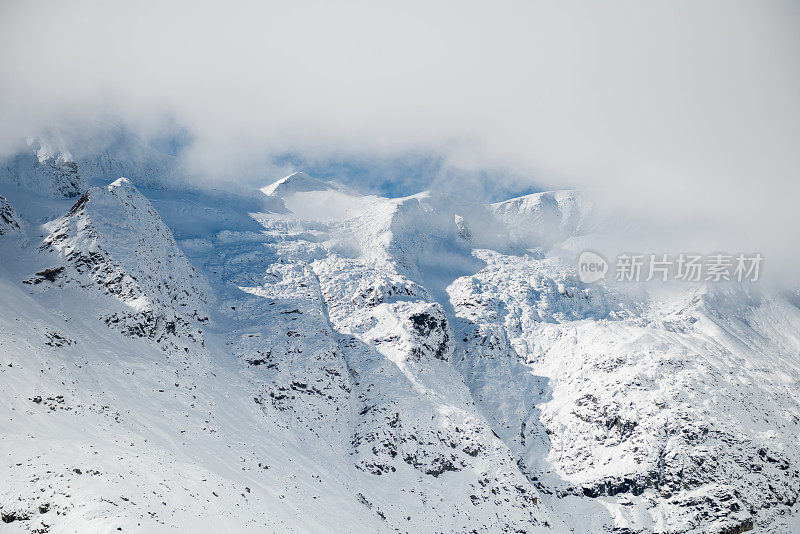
[1,1,798,282]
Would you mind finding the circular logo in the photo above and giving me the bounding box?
[577,250,608,283]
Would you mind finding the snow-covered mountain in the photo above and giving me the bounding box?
[1,146,799,533]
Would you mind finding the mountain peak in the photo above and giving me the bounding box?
[261,171,332,197]
[44,178,208,325]
[109,176,133,188]
[491,189,594,247]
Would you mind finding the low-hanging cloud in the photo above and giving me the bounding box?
[1,0,799,283]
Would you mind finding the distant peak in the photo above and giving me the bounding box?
[261,172,324,196]
[109,177,133,188]
[492,189,579,208]
[261,171,343,198]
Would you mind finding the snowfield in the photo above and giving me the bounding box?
[1,141,799,533]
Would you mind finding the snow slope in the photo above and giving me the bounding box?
[1,158,799,534]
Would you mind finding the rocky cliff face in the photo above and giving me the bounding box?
[0,195,23,236]
[1,161,799,533]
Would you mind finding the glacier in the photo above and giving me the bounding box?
[1,141,799,533]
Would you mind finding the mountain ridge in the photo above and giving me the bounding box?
[1,150,799,533]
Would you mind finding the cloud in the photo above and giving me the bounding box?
[1,0,798,283]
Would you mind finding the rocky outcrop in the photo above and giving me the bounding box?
[41,178,208,348]
[0,195,22,236]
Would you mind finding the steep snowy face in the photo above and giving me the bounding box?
[448,250,800,533]
[40,178,208,344]
[383,193,489,275]
[234,180,558,531]
[491,190,594,248]
[245,175,800,532]
[0,140,85,198]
